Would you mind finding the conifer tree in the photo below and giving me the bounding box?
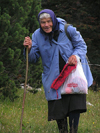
[0,0,42,101]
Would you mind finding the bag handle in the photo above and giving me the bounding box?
[64,23,71,41]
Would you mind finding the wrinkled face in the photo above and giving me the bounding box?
[40,18,53,33]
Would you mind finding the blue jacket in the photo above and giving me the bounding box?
[25,18,93,101]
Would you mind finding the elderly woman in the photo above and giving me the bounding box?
[23,9,93,133]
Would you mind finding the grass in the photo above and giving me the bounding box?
[0,87,100,133]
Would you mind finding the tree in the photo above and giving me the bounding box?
[0,0,42,101]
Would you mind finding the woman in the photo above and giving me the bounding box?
[23,9,93,133]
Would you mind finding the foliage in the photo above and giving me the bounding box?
[0,0,42,101]
[28,58,43,88]
[42,0,100,86]
[1,80,18,102]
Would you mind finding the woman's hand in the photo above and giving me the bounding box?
[23,36,32,52]
[68,55,77,65]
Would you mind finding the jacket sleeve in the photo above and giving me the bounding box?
[67,25,87,57]
[23,32,40,63]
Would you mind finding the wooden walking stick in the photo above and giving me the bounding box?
[20,46,28,133]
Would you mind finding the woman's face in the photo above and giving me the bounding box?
[40,17,53,33]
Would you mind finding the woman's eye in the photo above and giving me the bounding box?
[47,20,51,23]
[41,21,45,24]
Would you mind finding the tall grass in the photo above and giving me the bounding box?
[0,88,100,133]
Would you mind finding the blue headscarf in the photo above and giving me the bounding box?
[38,9,59,44]
[38,9,59,32]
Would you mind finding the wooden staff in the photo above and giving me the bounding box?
[20,47,28,133]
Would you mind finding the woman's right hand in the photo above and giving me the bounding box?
[23,36,32,52]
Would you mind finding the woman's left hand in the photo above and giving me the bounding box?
[68,55,77,65]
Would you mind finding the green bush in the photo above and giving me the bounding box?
[0,0,42,101]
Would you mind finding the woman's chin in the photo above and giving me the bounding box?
[44,29,52,33]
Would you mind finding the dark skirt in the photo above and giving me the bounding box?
[48,94,87,121]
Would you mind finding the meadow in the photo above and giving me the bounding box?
[0,88,100,133]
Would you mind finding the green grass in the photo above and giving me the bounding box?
[0,88,100,133]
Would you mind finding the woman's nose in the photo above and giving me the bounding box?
[45,22,49,26]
